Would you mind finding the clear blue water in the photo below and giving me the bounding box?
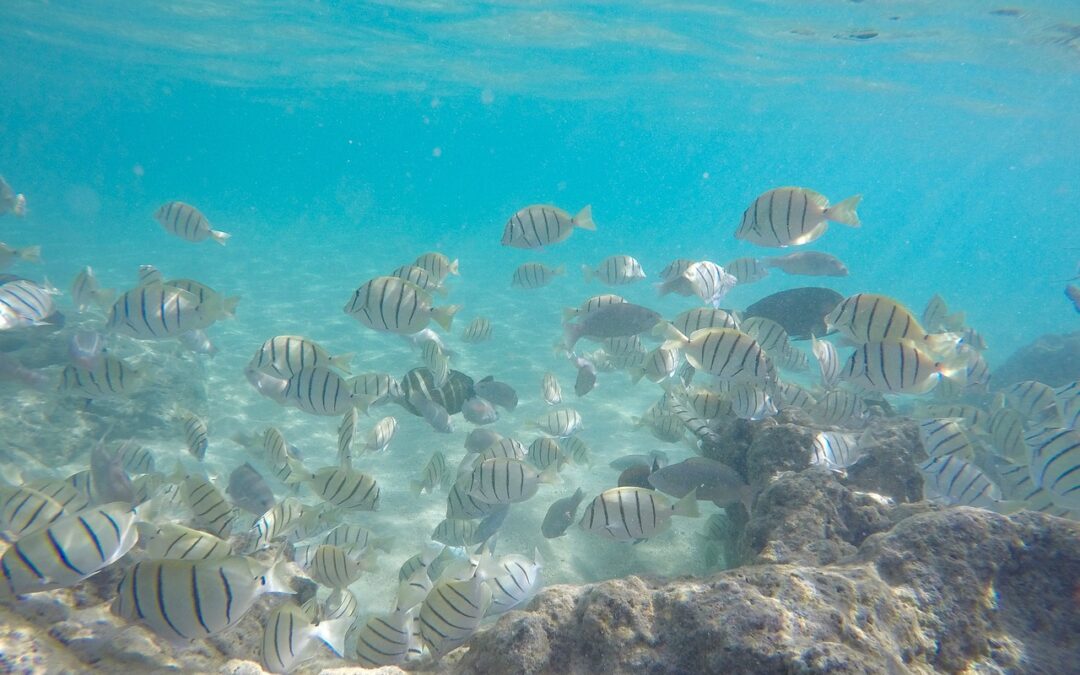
[0,0,1078,665]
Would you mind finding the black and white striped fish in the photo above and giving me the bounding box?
[344,276,459,335]
[350,372,403,404]
[154,201,230,245]
[60,355,140,398]
[670,307,740,335]
[728,382,778,420]
[391,264,446,296]
[338,408,358,468]
[811,335,840,390]
[661,326,775,384]
[243,497,319,553]
[365,416,398,454]
[825,293,958,357]
[421,339,450,387]
[810,431,864,474]
[307,544,366,588]
[777,381,816,413]
[630,346,680,384]
[411,451,450,495]
[309,467,380,511]
[142,523,232,561]
[1,482,89,539]
[397,367,474,415]
[466,458,548,505]
[987,407,1027,462]
[735,187,860,248]
[351,608,419,667]
[446,479,501,520]
[511,262,564,289]
[1025,427,1080,510]
[484,550,543,616]
[918,419,978,460]
[117,443,155,474]
[579,488,699,542]
[724,257,769,284]
[71,266,115,312]
[1056,381,1080,430]
[541,372,562,405]
[839,340,955,394]
[914,403,988,431]
[1003,380,1060,427]
[113,556,289,643]
[917,455,1014,513]
[501,204,595,249]
[249,335,353,378]
[106,283,210,339]
[261,601,350,674]
[263,428,308,485]
[283,366,357,416]
[583,255,645,285]
[528,437,564,472]
[1,502,138,598]
[181,475,238,538]
[678,261,737,307]
[418,571,492,657]
[431,518,479,547]
[180,411,209,461]
[562,293,626,321]
[461,317,492,343]
[812,389,865,425]
[413,251,459,282]
[533,408,583,437]
[0,279,56,330]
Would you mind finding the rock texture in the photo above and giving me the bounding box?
[992,330,1080,388]
[456,509,1080,675]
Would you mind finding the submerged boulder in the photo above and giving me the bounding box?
[992,330,1080,388]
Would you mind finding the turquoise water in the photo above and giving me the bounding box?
[0,0,1078,669]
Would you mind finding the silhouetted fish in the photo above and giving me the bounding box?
[397,367,474,415]
[541,488,585,538]
[228,462,276,515]
[473,376,518,411]
[741,287,843,340]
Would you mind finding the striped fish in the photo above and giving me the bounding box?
[777,381,816,412]
[411,451,450,496]
[249,335,353,378]
[1056,381,1080,430]
[261,601,350,674]
[396,567,434,612]
[351,609,418,667]
[263,427,308,485]
[663,394,723,447]
[533,408,583,437]
[735,187,860,248]
[106,283,210,339]
[181,412,209,461]
[0,279,56,330]
[528,437,564,471]
[839,340,954,394]
[283,366,356,416]
[307,544,365,588]
[243,497,317,553]
[418,572,492,657]
[309,467,380,511]
[602,335,645,357]
[1,483,90,539]
[561,436,592,467]
[914,403,988,431]
[1003,380,1061,427]
[461,317,492,343]
[635,413,687,444]
[113,556,289,643]
[421,339,450,387]
[681,388,727,419]
[350,372,403,403]
[987,407,1027,462]
[154,201,230,245]
[579,488,699,542]
[681,261,738,307]
[993,460,1078,518]
[724,257,769,284]
[391,264,446,295]
[117,443,155,474]
[511,262,564,289]
[582,255,645,285]
[501,204,595,249]
[922,293,965,333]
[338,408,358,468]
[398,542,444,584]
[740,317,793,357]
[917,455,1012,512]
[413,252,459,282]
[365,416,398,454]
[0,502,138,598]
[777,344,809,372]
[810,431,863,474]
[962,350,991,393]
[164,278,238,322]
[142,523,232,561]
[466,458,547,505]
[813,389,865,425]
[325,587,360,621]
[1025,427,1080,510]
[811,335,840,389]
[71,266,115,312]
[136,264,163,286]
[181,476,238,538]
[824,293,958,356]
[446,479,501,519]
[485,550,543,616]
[397,367,474,415]
[562,293,626,321]
[60,356,140,398]
[343,276,459,335]
[671,307,740,335]
[431,518,479,547]
[658,258,694,285]
[324,523,385,554]
[918,419,978,459]
[541,372,562,405]
[630,346,680,384]
[728,382,777,420]
[662,326,775,384]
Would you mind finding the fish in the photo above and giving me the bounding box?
[582,255,646,285]
[142,523,233,561]
[324,587,360,621]
[465,428,503,453]
[344,276,459,335]
[740,316,796,357]
[412,252,459,283]
[227,463,276,515]
[446,479,501,520]
[660,326,775,384]
[466,458,549,504]
[1002,380,1060,426]
[350,372,404,404]
[473,376,518,411]
[1056,381,1080,430]
[117,443,155,474]
[811,335,840,389]
[647,457,752,510]
[571,354,598,396]
[178,329,219,358]
[824,294,959,355]
[670,307,740,335]
[1025,427,1080,510]
[0,176,27,217]
[309,467,380,511]
[813,389,866,425]
[541,372,563,405]
[630,346,680,384]
[724,257,769,284]
[249,336,353,378]
[245,367,289,405]
[462,396,499,425]
[180,411,209,460]
[243,497,319,552]
[365,416,399,454]
[918,419,977,460]
[106,283,211,339]
[917,455,1015,512]
[511,262,564,289]
[0,482,89,539]
[307,543,366,588]
[113,556,290,643]
[90,439,135,504]
[485,550,543,616]
[181,475,239,538]
[0,353,51,390]
[560,436,592,467]
[418,571,492,657]
[476,437,528,461]
[602,335,645,356]
[810,431,864,474]
[397,367,474,415]
[431,518,480,547]
[462,317,492,343]
[283,366,357,416]
[0,243,40,271]
[528,437,565,472]
[562,293,627,321]
[658,261,736,307]
[324,523,387,555]
[391,264,447,296]
[501,204,595,249]
[684,388,730,419]
[412,451,450,495]
[263,428,309,486]
[579,488,699,542]
[762,251,849,276]
[922,294,966,332]
[154,201,230,245]
[1067,284,1080,313]
[411,392,455,433]
[136,264,163,286]
[735,187,861,248]
[533,408,583,436]
[396,567,435,611]
[71,266,115,312]
[0,279,57,330]
[743,287,844,340]
[727,382,778,420]
[421,339,450,387]
[562,302,662,351]
[839,339,961,394]
[541,488,586,538]
[658,258,695,291]
[351,609,419,667]
[0,502,139,598]
[261,601,350,673]
[60,355,140,398]
[164,278,239,322]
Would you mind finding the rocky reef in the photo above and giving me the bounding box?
[992,330,1080,388]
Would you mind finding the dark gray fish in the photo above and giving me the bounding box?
[464,428,503,453]
[410,392,454,433]
[541,488,585,538]
[647,457,752,510]
[68,329,107,370]
[742,287,844,340]
[608,451,669,471]
[461,396,499,425]
[90,439,134,504]
[571,355,597,397]
[475,504,511,543]
[618,464,655,489]
[397,367,474,415]
[562,302,662,350]
[473,376,518,411]
[762,252,849,277]
[227,462,276,515]
[0,352,51,390]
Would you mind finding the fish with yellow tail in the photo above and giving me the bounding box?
[736,187,861,248]
[501,204,595,249]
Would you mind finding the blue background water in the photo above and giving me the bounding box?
[0,0,1077,372]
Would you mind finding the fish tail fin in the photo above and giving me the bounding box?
[18,245,42,263]
[628,368,645,385]
[553,265,566,276]
[409,480,425,497]
[935,359,967,390]
[431,304,460,331]
[654,280,675,297]
[923,332,962,357]
[210,229,231,245]
[561,307,578,322]
[537,465,560,485]
[448,258,460,276]
[221,295,241,318]
[825,195,861,227]
[993,500,1028,516]
[945,310,966,332]
[263,556,293,595]
[572,204,596,231]
[581,264,594,283]
[315,616,354,657]
[94,287,117,309]
[672,491,700,518]
[330,352,354,374]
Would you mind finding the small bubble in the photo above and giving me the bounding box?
[132,164,145,177]
[432,147,442,158]
[480,88,495,105]
[702,172,710,180]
